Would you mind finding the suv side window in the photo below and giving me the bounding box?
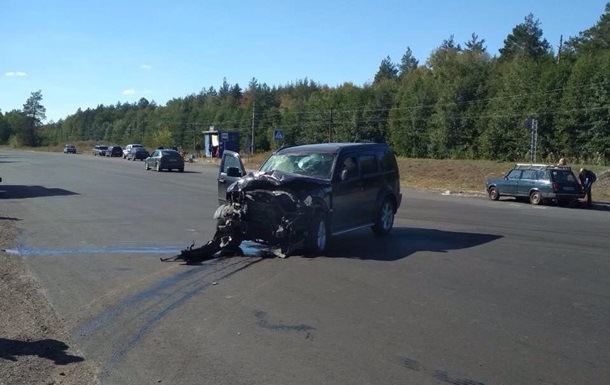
[340,156,359,180]
[521,170,536,180]
[537,170,549,180]
[359,155,378,176]
[507,170,522,180]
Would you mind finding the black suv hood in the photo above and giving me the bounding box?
[228,170,330,193]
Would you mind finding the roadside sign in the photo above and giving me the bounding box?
[273,129,284,141]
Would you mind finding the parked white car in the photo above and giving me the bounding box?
[123,144,143,158]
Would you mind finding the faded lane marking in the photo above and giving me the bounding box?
[4,246,183,256]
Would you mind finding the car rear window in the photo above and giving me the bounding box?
[551,170,577,183]
[161,150,180,157]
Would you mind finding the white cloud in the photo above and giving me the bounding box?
[5,71,27,77]
[140,64,152,70]
[122,88,136,95]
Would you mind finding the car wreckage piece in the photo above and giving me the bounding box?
[162,170,328,264]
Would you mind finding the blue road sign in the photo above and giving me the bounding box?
[273,129,284,141]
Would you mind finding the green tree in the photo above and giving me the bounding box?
[374,56,398,83]
[0,110,12,144]
[398,47,419,77]
[465,33,486,52]
[565,2,610,55]
[556,51,610,164]
[389,67,436,157]
[20,90,46,146]
[499,14,551,60]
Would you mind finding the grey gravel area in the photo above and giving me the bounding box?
[0,219,100,385]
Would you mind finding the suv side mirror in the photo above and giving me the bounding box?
[340,169,349,181]
[226,166,242,177]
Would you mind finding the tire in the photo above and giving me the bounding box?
[530,191,542,205]
[179,167,184,172]
[488,186,500,201]
[156,162,162,172]
[372,197,395,236]
[145,162,150,170]
[306,212,328,255]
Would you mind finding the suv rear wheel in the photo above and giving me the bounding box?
[372,197,395,236]
[530,191,542,205]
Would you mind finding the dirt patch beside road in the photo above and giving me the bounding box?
[0,219,99,385]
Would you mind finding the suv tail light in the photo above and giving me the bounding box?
[552,182,558,192]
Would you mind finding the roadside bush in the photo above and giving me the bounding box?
[8,135,22,148]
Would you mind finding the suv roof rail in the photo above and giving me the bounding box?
[514,163,572,170]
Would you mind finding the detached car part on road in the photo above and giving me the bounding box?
[485,163,584,205]
[167,143,402,264]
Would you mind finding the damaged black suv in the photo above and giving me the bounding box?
[215,142,402,256]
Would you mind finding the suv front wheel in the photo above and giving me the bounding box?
[306,212,328,254]
[372,197,395,236]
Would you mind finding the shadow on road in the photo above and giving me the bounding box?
[499,197,610,211]
[0,154,19,163]
[0,338,84,364]
[0,185,78,199]
[325,227,502,261]
[0,216,21,221]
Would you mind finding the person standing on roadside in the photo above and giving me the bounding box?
[579,168,597,207]
[195,142,202,158]
[557,158,567,166]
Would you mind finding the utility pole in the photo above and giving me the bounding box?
[558,35,563,63]
[524,117,538,163]
[328,108,333,142]
[532,118,538,163]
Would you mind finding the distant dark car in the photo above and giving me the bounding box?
[145,149,184,172]
[63,144,76,154]
[92,145,108,156]
[127,147,149,161]
[106,145,123,157]
[215,142,402,256]
[485,163,584,205]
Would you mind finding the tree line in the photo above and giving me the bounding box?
[2,4,610,165]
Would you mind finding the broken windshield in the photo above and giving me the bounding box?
[260,152,336,180]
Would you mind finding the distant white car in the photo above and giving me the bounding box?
[123,144,143,158]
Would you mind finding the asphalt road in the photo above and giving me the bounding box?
[2,149,610,385]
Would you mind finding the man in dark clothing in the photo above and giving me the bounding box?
[579,168,597,207]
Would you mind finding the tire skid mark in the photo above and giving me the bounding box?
[399,357,488,385]
[73,257,264,377]
[254,310,315,335]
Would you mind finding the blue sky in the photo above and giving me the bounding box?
[1,0,607,122]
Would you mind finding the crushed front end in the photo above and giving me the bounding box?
[164,170,328,264]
